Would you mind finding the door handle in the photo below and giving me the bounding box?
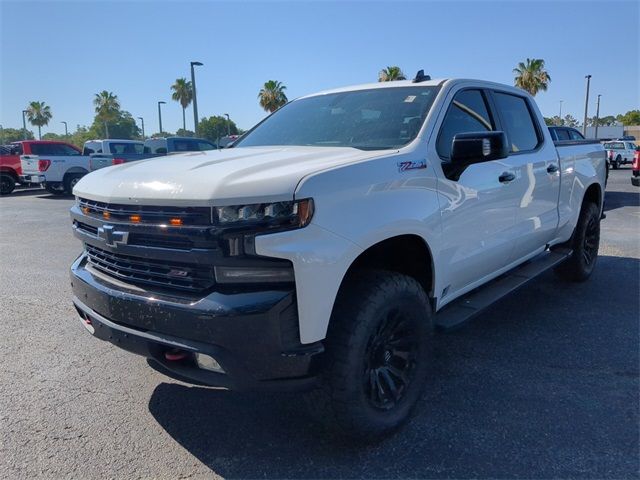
[547,164,559,173]
[498,172,515,183]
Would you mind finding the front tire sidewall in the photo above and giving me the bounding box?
[319,272,433,439]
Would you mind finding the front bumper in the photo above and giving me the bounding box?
[70,254,322,391]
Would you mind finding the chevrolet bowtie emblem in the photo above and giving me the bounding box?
[98,225,129,247]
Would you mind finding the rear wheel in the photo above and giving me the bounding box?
[64,174,84,195]
[45,184,65,195]
[306,270,433,441]
[613,155,621,169]
[0,174,16,195]
[554,202,600,282]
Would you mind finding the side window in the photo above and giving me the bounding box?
[30,143,58,155]
[494,92,540,152]
[569,129,584,140]
[58,144,80,155]
[436,89,494,159]
[555,129,570,141]
[173,140,193,152]
[198,141,215,151]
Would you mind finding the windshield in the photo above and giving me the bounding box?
[236,86,439,150]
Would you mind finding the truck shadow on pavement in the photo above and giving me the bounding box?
[604,191,640,212]
[148,255,639,479]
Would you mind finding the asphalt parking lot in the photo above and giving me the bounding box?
[1,168,638,479]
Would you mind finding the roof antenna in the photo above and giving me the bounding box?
[412,69,431,83]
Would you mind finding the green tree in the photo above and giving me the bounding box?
[544,116,559,126]
[0,127,34,143]
[69,125,96,149]
[26,101,53,139]
[93,91,121,138]
[258,80,288,113]
[198,115,239,143]
[42,132,64,140]
[378,66,406,82]
[617,110,640,125]
[170,78,193,131]
[513,58,551,96]
[563,114,579,128]
[90,111,140,140]
[175,128,195,137]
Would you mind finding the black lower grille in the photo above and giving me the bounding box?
[85,244,214,292]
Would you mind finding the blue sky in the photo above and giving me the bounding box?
[1,0,638,135]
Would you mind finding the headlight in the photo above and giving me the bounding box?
[214,198,314,230]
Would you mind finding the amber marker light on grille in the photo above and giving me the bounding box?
[103,212,111,219]
[170,218,183,226]
[82,207,90,215]
[129,215,141,223]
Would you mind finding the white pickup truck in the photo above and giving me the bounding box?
[70,75,606,440]
[21,139,144,195]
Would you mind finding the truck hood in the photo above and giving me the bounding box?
[73,146,389,206]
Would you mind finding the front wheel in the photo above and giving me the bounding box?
[306,270,433,441]
[613,156,622,169]
[554,202,600,282]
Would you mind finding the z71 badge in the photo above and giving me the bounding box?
[398,160,427,172]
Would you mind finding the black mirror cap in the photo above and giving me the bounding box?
[450,131,509,164]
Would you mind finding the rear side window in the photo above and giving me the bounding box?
[108,143,144,154]
[173,140,198,152]
[569,129,584,140]
[436,89,494,159]
[494,92,540,152]
[554,129,570,141]
[198,141,215,151]
[29,143,58,155]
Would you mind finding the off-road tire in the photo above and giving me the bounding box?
[306,270,433,441]
[554,202,600,282]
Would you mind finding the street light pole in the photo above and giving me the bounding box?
[224,113,231,136]
[582,74,592,137]
[558,100,563,124]
[22,110,28,139]
[190,61,203,135]
[158,101,166,135]
[594,94,601,140]
[137,117,145,139]
[61,121,68,137]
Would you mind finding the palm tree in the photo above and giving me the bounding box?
[378,66,406,82]
[93,91,121,138]
[171,78,193,131]
[258,80,288,113]
[25,101,52,140]
[513,58,551,96]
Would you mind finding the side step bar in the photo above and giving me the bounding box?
[434,248,572,330]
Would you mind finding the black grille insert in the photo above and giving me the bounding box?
[85,244,214,292]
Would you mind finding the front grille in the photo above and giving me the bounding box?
[85,244,214,293]
[78,197,212,225]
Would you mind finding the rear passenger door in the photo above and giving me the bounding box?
[490,90,560,260]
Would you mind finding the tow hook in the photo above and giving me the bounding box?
[164,349,190,361]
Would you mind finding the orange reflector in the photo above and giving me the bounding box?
[170,218,183,226]
[129,215,141,223]
[103,212,111,219]
[82,207,90,215]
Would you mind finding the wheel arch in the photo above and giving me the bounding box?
[336,234,436,309]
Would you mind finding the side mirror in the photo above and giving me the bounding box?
[450,131,509,164]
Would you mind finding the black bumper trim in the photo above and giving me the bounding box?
[73,296,320,392]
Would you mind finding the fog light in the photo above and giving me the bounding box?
[196,353,225,373]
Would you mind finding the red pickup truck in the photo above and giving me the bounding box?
[0,140,81,195]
